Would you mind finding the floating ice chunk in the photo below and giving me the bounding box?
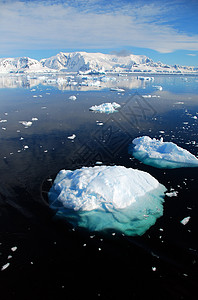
[19,121,32,127]
[130,136,198,169]
[110,88,125,92]
[67,134,76,140]
[166,191,178,197]
[0,120,7,123]
[69,95,77,101]
[11,246,17,252]
[1,263,10,271]
[32,117,38,121]
[137,76,154,81]
[153,85,163,91]
[89,102,120,114]
[180,216,191,225]
[48,165,166,236]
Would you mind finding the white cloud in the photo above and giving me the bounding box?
[0,0,198,55]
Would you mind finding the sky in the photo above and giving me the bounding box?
[0,0,198,66]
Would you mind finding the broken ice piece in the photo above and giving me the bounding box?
[19,121,32,127]
[180,216,191,225]
[69,96,77,101]
[1,263,10,271]
[67,134,76,140]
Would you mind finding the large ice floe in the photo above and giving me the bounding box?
[130,136,198,169]
[89,102,120,113]
[48,165,166,236]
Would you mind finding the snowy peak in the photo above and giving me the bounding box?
[41,51,153,73]
[0,57,52,73]
[0,52,197,74]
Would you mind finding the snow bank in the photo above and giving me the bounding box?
[89,102,120,113]
[130,136,198,169]
[48,165,166,236]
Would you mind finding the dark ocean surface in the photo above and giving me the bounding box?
[0,74,198,299]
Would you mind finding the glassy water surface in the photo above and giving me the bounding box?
[0,74,198,299]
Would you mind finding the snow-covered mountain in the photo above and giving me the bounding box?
[0,52,197,74]
[0,57,52,73]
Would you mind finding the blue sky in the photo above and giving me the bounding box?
[0,0,198,66]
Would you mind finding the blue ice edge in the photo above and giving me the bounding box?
[48,166,166,236]
[129,136,198,169]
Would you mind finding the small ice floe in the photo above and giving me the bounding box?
[32,117,38,121]
[69,95,77,101]
[142,95,152,98]
[23,145,29,149]
[67,134,76,140]
[33,95,38,98]
[19,121,32,127]
[180,216,191,225]
[1,263,10,271]
[48,165,166,236]
[130,136,198,169]
[97,122,103,126]
[166,190,178,197]
[89,102,120,114]
[0,120,7,123]
[11,246,17,252]
[2,127,6,130]
[137,76,154,81]
[110,88,125,92]
[153,85,163,91]
[152,267,157,272]
[192,116,197,120]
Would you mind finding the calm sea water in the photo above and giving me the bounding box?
[0,74,198,299]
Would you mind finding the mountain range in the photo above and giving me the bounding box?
[0,51,197,74]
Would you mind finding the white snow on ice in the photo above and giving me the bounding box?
[89,102,120,113]
[48,165,166,236]
[130,136,198,169]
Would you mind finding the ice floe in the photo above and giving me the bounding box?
[67,134,76,140]
[89,102,120,113]
[48,165,166,236]
[19,121,32,127]
[129,136,198,169]
[180,216,191,225]
[68,95,77,101]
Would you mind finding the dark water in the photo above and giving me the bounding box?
[0,74,198,299]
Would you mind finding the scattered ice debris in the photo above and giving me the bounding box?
[11,246,17,252]
[180,216,191,225]
[19,121,32,127]
[89,102,120,114]
[110,88,125,92]
[137,76,154,81]
[95,161,103,165]
[142,95,151,98]
[32,117,38,121]
[48,165,166,236]
[67,134,76,140]
[174,102,184,105]
[130,136,198,169]
[69,95,77,101]
[166,191,178,197]
[1,263,10,271]
[153,85,163,91]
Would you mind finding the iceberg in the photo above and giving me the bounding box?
[48,165,166,236]
[130,136,198,169]
[89,102,120,113]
